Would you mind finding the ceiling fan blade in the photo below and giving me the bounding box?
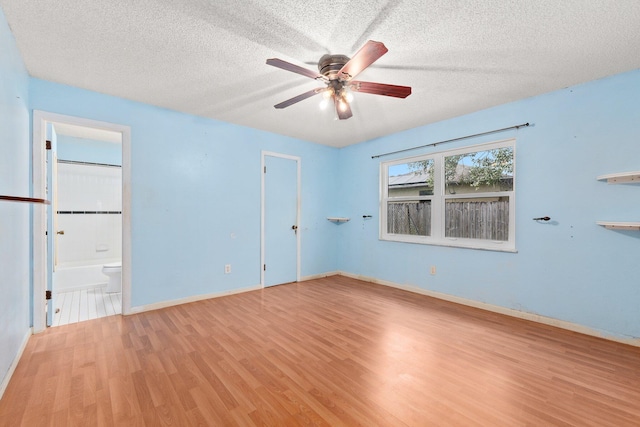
[274,88,326,109]
[349,81,412,98]
[334,96,353,120]
[338,40,388,81]
[266,58,326,80]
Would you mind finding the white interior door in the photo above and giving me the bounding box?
[46,140,57,327]
[262,153,300,287]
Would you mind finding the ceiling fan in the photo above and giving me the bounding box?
[266,40,411,120]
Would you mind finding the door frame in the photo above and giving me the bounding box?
[46,145,58,327]
[260,151,301,287]
[32,110,132,332]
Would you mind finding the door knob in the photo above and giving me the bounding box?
[57,230,65,235]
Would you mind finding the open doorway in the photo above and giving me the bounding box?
[32,111,131,332]
[49,122,123,326]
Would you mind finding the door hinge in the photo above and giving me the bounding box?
[263,166,266,173]
[45,290,52,300]
[46,140,52,150]
[263,264,266,271]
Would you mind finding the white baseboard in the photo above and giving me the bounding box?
[128,272,343,315]
[123,271,639,348]
[337,271,640,348]
[300,271,341,281]
[0,328,32,400]
[128,284,263,314]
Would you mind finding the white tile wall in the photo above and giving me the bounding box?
[56,214,122,267]
[57,163,122,211]
[55,163,122,268]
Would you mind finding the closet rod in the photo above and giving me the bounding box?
[58,159,121,168]
[0,195,50,204]
[371,122,530,159]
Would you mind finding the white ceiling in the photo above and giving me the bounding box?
[2,0,640,147]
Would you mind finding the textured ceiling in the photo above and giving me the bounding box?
[2,0,640,147]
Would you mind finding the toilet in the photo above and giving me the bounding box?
[102,262,122,293]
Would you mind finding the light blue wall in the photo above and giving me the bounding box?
[27,70,640,339]
[4,0,637,366]
[0,7,31,393]
[29,78,340,307]
[57,135,122,165]
[337,69,640,340]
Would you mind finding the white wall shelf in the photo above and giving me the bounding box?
[596,171,640,184]
[596,221,640,231]
[327,217,350,223]
[596,171,639,230]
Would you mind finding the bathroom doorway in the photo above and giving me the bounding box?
[49,122,123,326]
[32,111,131,332]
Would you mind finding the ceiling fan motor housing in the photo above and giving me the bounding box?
[318,54,350,79]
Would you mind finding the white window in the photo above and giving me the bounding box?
[380,139,516,251]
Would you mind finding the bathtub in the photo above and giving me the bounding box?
[54,262,116,293]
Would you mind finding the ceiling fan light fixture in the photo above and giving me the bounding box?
[266,40,411,120]
[343,89,354,103]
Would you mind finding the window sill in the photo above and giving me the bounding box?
[380,235,518,253]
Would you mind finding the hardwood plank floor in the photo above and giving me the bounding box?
[2,275,640,426]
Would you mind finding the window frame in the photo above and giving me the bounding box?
[380,139,516,252]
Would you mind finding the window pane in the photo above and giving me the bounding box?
[388,160,434,197]
[445,197,509,241]
[387,200,431,236]
[445,147,513,194]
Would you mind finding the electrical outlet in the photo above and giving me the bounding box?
[430,266,436,275]
[224,264,231,274]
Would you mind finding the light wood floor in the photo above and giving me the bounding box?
[2,275,639,426]
[53,288,121,327]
